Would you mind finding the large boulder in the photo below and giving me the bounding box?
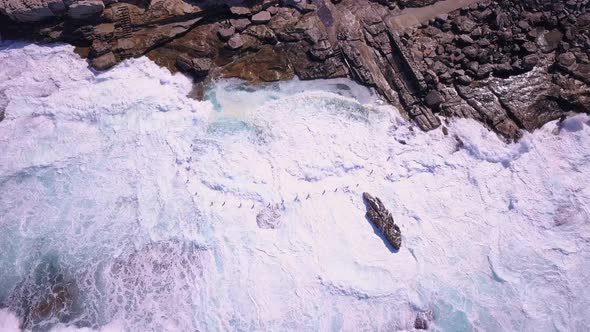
[362,192,402,250]
[0,0,66,22]
[67,0,104,20]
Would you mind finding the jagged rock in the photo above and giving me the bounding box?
[67,0,104,20]
[256,205,283,229]
[0,90,7,122]
[414,311,433,330]
[362,192,402,250]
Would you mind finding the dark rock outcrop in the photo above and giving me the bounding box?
[1,0,588,138]
[362,192,402,250]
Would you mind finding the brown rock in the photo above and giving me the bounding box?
[90,51,116,70]
[221,46,294,82]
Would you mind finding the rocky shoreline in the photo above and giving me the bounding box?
[1,0,588,139]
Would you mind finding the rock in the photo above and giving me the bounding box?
[191,57,212,76]
[175,54,193,72]
[362,192,402,250]
[477,38,490,47]
[244,24,277,44]
[495,11,510,29]
[494,62,513,76]
[476,63,494,78]
[557,52,576,69]
[67,0,104,20]
[89,39,110,57]
[523,54,539,69]
[455,16,476,33]
[414,316,428,330]
[90,51,116,70]
[0,0,66,22]
[251,11,271,24]
[0,90,6,122]
[221,46,294,82]
[230,6,250,16]
[538,29,563,53]
[230,18,251,32]
[522,41,537,54]
[457,34,474,45]
[414,311,433,330]
[218,26,235,41]
[457,74,472,85]
[462,45,478,59]
[226,34,244,50]
[93,23,114,40]
[425,90,444,107]
[256,205,283,229]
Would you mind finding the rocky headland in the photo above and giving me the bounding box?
[1,0,588,139]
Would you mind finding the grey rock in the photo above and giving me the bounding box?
[538,29,563,53]
[425,90,444,107]
[251,11,271,24]
[457,34,474,45]
[67,0,104,20]
[362,192,402,251]
[230,18,251,32]
[218,26,235,41]
[256,205,282,229]
[0,0,65,22]
[230,6,251,16]
[557,52,576,69]
[227,34,244,50]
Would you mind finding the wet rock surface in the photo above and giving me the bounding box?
[1,0,588,138]
[362,192,402,250]
[403,0,590,138]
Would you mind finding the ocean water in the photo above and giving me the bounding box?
[0,42,589,332]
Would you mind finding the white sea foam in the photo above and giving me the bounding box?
[0,42,589,331]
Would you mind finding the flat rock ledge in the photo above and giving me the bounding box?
[1,0,588,137]
[363,192,402,251]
